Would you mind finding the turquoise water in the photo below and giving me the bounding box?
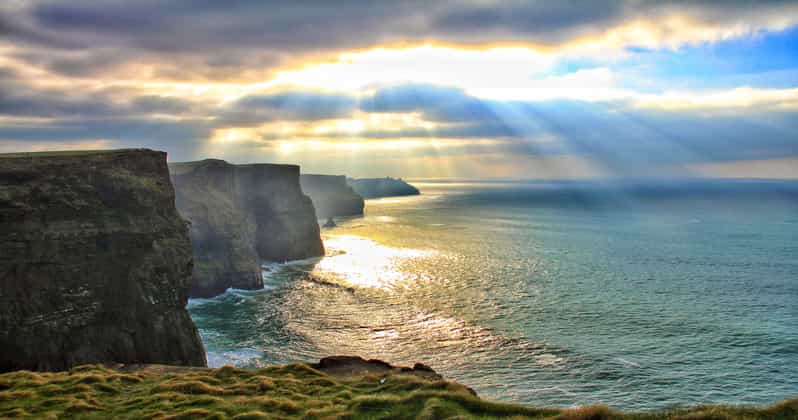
[188,180,798,411]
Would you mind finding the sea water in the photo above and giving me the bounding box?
[188,179,798,411]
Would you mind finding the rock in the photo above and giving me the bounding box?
[347,177,420,199]
[300,174,364,219]
[311,355,445,381]
[170,160,324,298]
[323,217,337,228]
[0,149,206,372]
[237,164,324,262]
[169,159,260,298]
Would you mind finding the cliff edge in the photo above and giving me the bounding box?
[170,160,324,298]
[0,149,206,372]
[1,358,794,418]
[300,174,364,219]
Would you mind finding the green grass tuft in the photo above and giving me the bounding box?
[152,380,228,396]
[0,363,795,419]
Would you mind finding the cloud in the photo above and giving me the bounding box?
[217,91,358,127]
[0,82,200,119]
[360,85,490,121]
[2,0,796,82]
[0,117,212,160]
[317,84,798,171]
[21,1,798,52]
[636,87,798,110]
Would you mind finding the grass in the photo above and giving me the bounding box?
[0,364,795,419]
[0,149,150,158]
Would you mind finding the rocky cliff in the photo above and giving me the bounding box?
[170,160,324,298]
[300,174,364,219]
[348,177,420,199]
[0,149,206,372]
[169,160,262,298]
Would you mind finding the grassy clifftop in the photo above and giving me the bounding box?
[0,359,796,419]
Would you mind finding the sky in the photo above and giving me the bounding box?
[1,0,797,179]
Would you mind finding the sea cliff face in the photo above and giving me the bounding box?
[300,174,364,219]
[170,160,324,298]
[348,177,420,199]
[169,159,262,298]
[0,149,206,372]
[236,164,325,261]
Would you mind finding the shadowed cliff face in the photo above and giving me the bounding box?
[236,164,325,261]
[300,174,364,219]
[170,160,324,298]
[0,149,206,372]
[170,159,261,298]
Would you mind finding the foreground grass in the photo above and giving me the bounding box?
[0,364,796,419]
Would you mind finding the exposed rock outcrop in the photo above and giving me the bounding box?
[300,174,364,219]
[170,160,324,298]
[348,177,420,199]
[0,149,206,372]
[312,355,445,382]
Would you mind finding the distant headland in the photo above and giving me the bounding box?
[348,177,420,199]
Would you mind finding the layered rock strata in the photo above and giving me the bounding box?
[170,160,324,298]
[0,149,206,372]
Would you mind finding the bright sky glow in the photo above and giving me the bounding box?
[2,1,797,178]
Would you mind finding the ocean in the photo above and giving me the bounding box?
[188,179,798,411]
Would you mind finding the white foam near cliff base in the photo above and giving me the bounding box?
[206,348,264,368]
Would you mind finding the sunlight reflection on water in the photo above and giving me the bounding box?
[312,235,436,289]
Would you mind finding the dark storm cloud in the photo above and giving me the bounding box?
[0,117,213,160]
[26,0,429,52]
[1,0,793,78]
[0,11,85,49]
[0,69,210,158]
[434,0,626,43]
[26,0,794,51]
[0,82,198,118]
[432,0,798,42]
[218,91,358,127]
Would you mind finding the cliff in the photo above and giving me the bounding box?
[1,358,795,418]
[348,177,420,199]
[170,160,324,298]
[0,149,206,372]
[169,160,262,298]
[236,164,325,261]
[300,174,364,219]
